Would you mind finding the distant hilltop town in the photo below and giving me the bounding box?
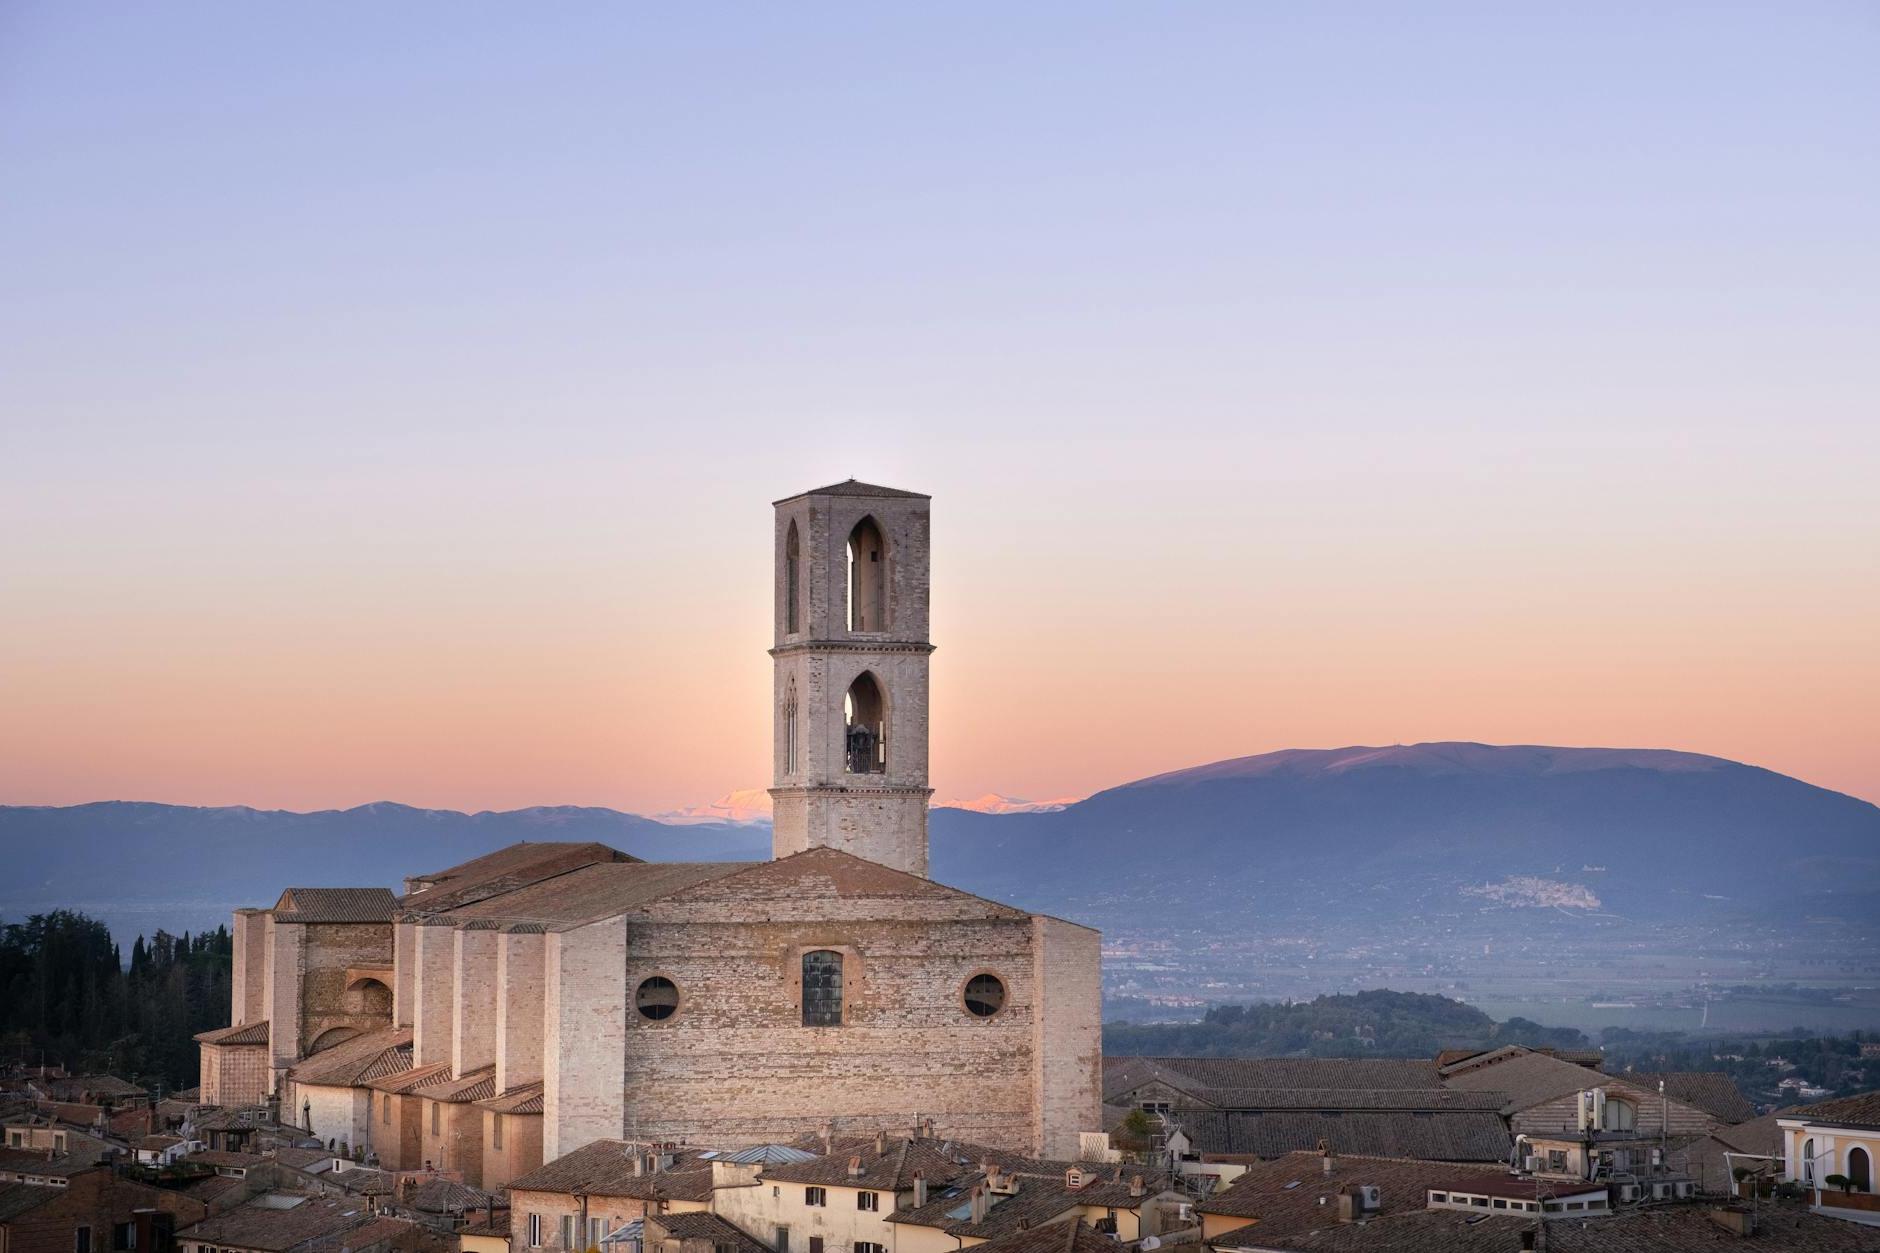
[7,484,1880,1252]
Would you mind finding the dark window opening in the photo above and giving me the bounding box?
[844,673,886,774]
[964,974,1006,1018]
[785,521,801,634]
[803,951,843,1027]
[636,976,680,1021]
[846,517,887,632]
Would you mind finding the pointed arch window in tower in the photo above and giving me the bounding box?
[783,679,800,775]
[844,673,886,774]
[846,517,887,632]
[785,520,802,634]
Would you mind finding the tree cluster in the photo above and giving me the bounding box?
[0,910,231,1092]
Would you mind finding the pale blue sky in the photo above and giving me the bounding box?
[3,4,1877,811]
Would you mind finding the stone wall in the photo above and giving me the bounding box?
[543,918,628,1161]
[479,1109,543,1192]
[300,922,396,1055]
[300,1081,372,1155]
[1030,916,1104,1159]
[496,931,546,1092]
[616,902,1080,1153]
[231,910,268,1026]
[420,1097,483,1179]
[199,1041,269,1108]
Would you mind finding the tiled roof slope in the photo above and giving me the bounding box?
[475,1081,544,1115]
[273,888,397,924]
[776,479,929,502]
[177,1196,371,1251]
[437,861,749,930]
[968,1222,1120,1253]
[195,1021,270,1046]
[1105,1056,1444,1100]
[641,849,1040,925]
[1175,1108,1511,1162]
[508,1141,715,1201]
[1617,1071,1755,1123]
[1440,1050,1676,1115]
[647,1213,771,1253]
[285,1027,412,1088]
[1547,1200,1880,1252]
[1222,1209,1534,1252]
[1198,1152,1503,1229]
[760,1136,981,1191]
[1179,1089,1505,1112]
[887,1168,1178,1239]
[1783,1090,1880,1130]
[399,842,639,915]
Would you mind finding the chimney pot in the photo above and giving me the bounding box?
[848,1155,865,1179]
[913,1173,928,1207]
[1129,1175,1144,1199]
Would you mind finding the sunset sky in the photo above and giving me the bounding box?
[2,4,1876,813]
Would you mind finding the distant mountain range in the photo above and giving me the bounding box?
[4,743,1877,946]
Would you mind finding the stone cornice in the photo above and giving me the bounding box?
[769,639,935,657]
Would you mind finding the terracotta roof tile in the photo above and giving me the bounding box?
[177,1195,373,1251]
[196,1021,271,1047]
[1197,1153,1505,1226]
[646,1213,771,1253]
[285,1028,412,1088]
[273,888,397,924]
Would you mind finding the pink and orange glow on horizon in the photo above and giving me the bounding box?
[1,8,1875,813]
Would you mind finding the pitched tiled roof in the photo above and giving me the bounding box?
[399,842,639,916]
[363,1061,452,1095]
[887,1168,1178,1239]
[965,1220,1120,1253]
[1174,1089,1507,1112]
[196,1021,271,1046]
[436,861,751,930]
[475,1081,544,1115]
[1546,1199,1880,1252]
[273,888,397,924]
[1180,1108,1510,1161]
[421,1067,495,1104]
[1617,1071,1755,1123]
[1220,1209,1535,1252]
[775,480,929,502]
[509,1141,715,1201]
[0,1183,60,1222]
[176,1195,373,1251]
[1105,1057,1445,1102]
[285,1028,412,1088]
[647,1213,771,1253]
[1197,1152,1504,1226]
[636,849,1040,926]
[758,1136,984,1191]
[1783,1090,1880,1130]
[405,1177,497,1214]
[1440,1050,1694,1117]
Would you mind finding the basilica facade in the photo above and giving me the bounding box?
[198,481,1103,1188]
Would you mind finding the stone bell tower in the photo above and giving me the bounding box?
[769,479,933,877]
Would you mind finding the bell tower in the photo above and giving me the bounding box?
[769,479,934,876]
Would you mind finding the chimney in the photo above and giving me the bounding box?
[634,1154,645,1177]
[848,1155,865,1179]
[820,1122,834,1156]
[969,1187,988,1225]
[1707,1207,1756,1238]
[1129,1175,1144,1199]
[874,1130,887,1156]
[1318,1138,1335,1177]
[1336,1188,1359,1224]
[913,1173,928,1208]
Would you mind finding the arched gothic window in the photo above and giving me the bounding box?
[785,520,802,634]
[846,517,887,632]
[783,679,800,775]
[802,950,843,1026]
[844,672,886,774]
[1852,1146,1872,1193]
[1802,1138,1816,1185]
